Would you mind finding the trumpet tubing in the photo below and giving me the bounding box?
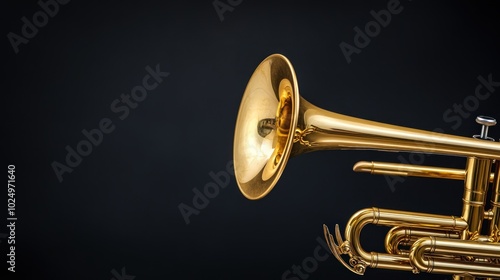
[409,237,500,277]
[233,54,500,279]
[385,227,460,255]
[490,161,500,241]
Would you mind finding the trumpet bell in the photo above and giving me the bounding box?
[233,54,300,200]
[234,54,500,200]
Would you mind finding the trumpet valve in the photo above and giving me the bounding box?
[474,115,496,141]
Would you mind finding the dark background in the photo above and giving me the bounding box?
[3,0,500,279]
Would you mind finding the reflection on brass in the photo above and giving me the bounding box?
[233,54,500,278]
[353,161,495,182]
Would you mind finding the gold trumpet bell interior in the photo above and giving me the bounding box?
[233,54,300,200]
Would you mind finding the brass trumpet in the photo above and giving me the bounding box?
[233,54,500,279]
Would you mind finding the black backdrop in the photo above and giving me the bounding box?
[3,1,500,280]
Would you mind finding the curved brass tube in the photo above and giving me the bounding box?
[409,237,500,277]
[385,227,459,255]
[329,207,468,273]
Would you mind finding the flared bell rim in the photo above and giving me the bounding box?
[233,54,300,200]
